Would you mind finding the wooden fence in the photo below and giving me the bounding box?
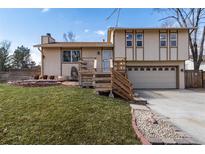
[0,68,40,83]
[185,70,204,88]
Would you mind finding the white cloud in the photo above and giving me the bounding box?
[84,29,89,33]
[41,8,50,13]
[95,30,106,36]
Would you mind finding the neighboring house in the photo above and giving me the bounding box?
[185,55,205,71]
[34,27,192,89]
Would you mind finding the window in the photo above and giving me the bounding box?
[140,67,144,71]
[158,67,163,71]
[152,68,157,71]
[134,67,138,71]
[170,33,177,47]
[146,67,150,71]
[128,67,132,71]
[126,33,133,47]
[136,33,143,47]
[165,67,169,71]
[63,50,80,62]
[160,33,167,47]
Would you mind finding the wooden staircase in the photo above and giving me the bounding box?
[79,57,135,101]
[79,58,95,87]
[112,69,134,101]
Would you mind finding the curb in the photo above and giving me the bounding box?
[131,108,151,145]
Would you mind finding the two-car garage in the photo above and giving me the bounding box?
[127,66,178,89]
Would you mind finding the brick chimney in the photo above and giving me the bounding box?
[41,33,55,44]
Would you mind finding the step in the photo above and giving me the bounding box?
[93,77,111,81]
[95,83,112,88]
[132,97,148,105]
[95,87,112,92]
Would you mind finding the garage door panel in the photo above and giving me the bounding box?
[127,67,176,89]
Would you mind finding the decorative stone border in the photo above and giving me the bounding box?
[131,108,151,145]
[131,104,200,145]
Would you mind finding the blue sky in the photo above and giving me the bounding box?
[0,8,164,64]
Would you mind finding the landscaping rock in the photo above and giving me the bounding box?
[131,106,199,145]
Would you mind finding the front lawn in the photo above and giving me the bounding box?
[0,84,139,144]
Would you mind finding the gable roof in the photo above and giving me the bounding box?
[34,42,113,48]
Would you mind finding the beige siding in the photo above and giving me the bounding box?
[170,48,177,60]
[160,48,167,60]
[136,48,143,60]
[82,48,102,69]
[43,48,61,76]
[114,31,125,58]
[144,30,159,60]
[126,48,133,60]
[62,63,79,78]
[178,30,189,60]
[113,29,189,62]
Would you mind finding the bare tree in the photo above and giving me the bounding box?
[158,8,205,70]
[63,32,76,42]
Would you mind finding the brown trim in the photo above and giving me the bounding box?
[113,31,115,60]
[176,66,179,89]
[80,47,83,60]
[168,30,170,60]
[125,30,127,58]
[101,48,103,70]
[188,29,190,58]
[133,30,135,60]
[177,30,179,60]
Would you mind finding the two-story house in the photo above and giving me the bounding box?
[34,27,191,89]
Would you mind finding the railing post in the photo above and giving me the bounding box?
[93,58,97,88]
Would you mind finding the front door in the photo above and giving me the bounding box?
[102,50,112,72]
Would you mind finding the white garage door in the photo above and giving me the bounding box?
[127,66,177,89]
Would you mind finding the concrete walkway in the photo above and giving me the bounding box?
[137,89,205,144]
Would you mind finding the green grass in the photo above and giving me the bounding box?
[0,84,139,144]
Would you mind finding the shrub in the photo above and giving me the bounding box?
[49,75,55,80]
[34,75,40,80]
[43,75,48,79]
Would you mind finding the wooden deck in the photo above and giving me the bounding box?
[79,57,135,101]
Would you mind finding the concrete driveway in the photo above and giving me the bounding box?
[137,89,205,144]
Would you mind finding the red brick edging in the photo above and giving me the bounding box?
[131,108,151,145]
